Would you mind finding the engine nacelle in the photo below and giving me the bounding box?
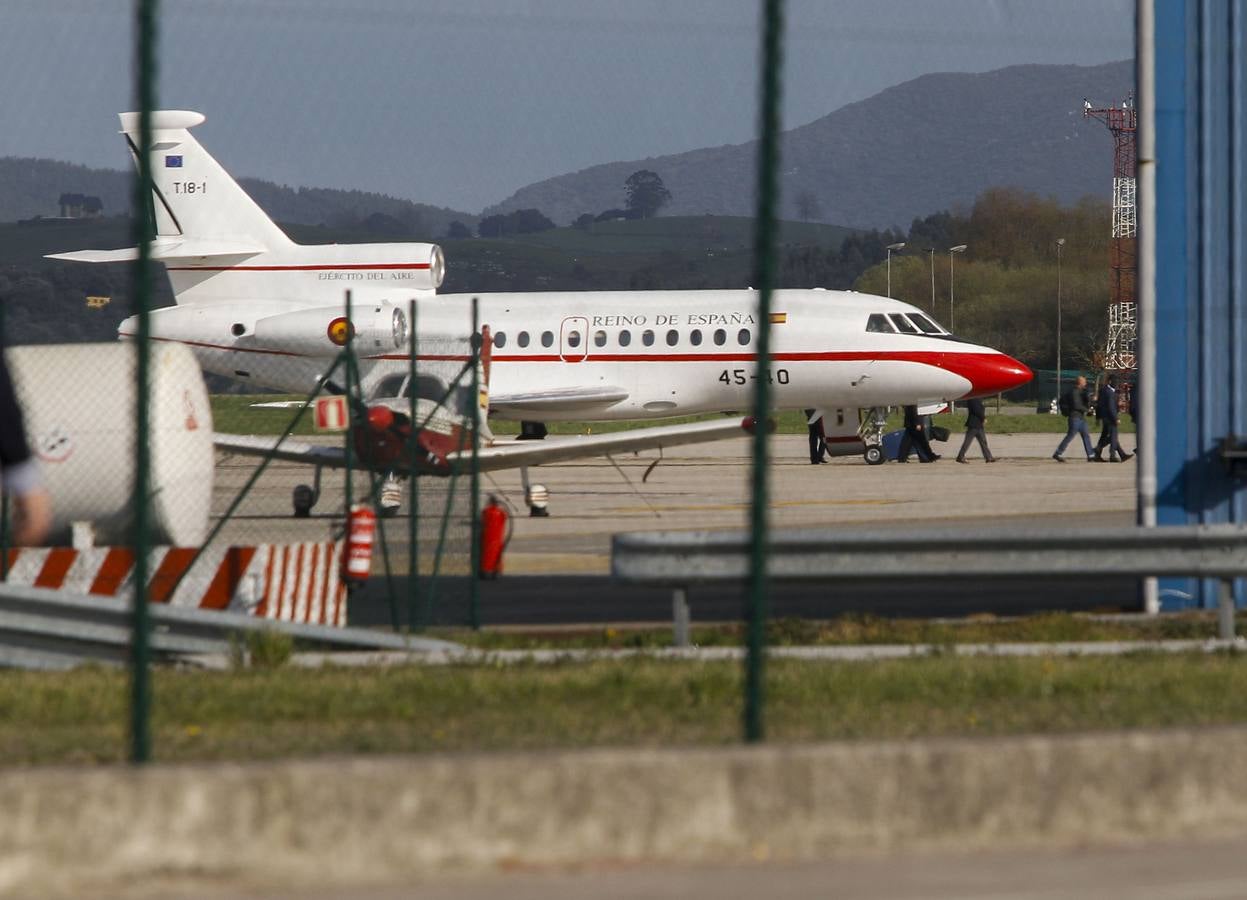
[252,302,410,356]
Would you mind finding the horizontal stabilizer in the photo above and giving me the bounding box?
[47,238,265,265]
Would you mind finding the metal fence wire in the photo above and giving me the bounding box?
[0,0,788,761]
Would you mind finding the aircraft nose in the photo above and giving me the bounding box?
[951,353,1034,398]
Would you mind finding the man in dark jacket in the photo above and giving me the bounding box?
[1052,375,1095,462]
[955,397,997,463]
[804,408,828,464]
[896,404,938,463]
[0,350,52,544]
[1093,374,1132,462]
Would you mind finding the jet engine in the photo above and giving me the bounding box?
[251,302,411,356]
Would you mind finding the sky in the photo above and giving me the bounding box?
[0,0,1135,214]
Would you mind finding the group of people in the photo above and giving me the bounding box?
[804,401,998,465]
[804,373,1134,467]
[1052,374,1133,463]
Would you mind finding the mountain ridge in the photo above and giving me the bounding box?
[484,59,1134,228]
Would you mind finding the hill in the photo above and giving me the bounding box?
[0,158,477,239]
[483,60,1134,229]
[0,214,858,346]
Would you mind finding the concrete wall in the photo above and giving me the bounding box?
[4,727,1247,896]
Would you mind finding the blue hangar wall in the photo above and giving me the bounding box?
[1154,0,1247,608]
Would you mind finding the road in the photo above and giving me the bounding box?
[119,836,1247,899]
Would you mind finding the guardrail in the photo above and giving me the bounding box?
[0,582,462,670]
[612,525,1247,646]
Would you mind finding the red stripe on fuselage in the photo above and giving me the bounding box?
[164,263,432,272]
[125,335,997,367]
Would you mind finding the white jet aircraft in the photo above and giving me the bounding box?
[50,111,1032,511]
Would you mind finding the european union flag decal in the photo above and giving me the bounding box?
[165,155,183,168]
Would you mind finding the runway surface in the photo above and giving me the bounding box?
[214,432,1141,627]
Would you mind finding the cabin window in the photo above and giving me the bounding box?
[619,330,632,347]
[518,331,530,348]
[714,328,727,346]
[541,330,554,347]
[567,330,581,348]
[866,313,895,333]
[907,313,944,334]
[231,323,246,337]
[888,313,920,334]
[594,330,607,347]
[666,329,679,347]
[737,328,751,346]
[690,329,703,346]
[642,329,655,347]
[493,331,507,348]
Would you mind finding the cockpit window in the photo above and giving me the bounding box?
[410,375,449,402]
[866,313,895,333]
[373,374,406,399]
[906,313,944,335]
[371,374,450,403]
[888,313,920,334]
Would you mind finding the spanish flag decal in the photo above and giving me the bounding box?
[769,312,788,324]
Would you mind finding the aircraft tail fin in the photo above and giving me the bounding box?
[118,110,292,252]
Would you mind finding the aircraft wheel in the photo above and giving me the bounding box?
[863,446,885,466]
[292,484,316,518]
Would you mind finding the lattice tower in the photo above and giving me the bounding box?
[1084,94,1138,371]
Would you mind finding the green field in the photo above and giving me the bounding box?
[1,651,1244,765]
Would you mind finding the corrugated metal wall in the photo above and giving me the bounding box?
[1154,0,1247,608]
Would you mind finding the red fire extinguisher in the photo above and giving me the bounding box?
[479,495,511,579]
[341,504,376,583]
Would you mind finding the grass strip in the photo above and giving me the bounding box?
[212,396,1133,438]
[432,612,1237,651]
[1,652,1244,766]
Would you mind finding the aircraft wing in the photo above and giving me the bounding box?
[488,386,629,416]
[214,433,347,467]
[212,417,756,474]
[453,417,756,473]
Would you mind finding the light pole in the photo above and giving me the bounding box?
[923,247,935,312]
[948,244,967,332]
[1055,238,1065,408]
[886,241,905,298]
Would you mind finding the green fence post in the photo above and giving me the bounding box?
[129,0,159,765]
[343,290,353,519]
[469,297,481,629]
[408,299,420,631]
[744,0,785,744]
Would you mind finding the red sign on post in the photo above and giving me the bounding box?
[314,396,349,432]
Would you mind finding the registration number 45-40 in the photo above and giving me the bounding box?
[718,368,790,386]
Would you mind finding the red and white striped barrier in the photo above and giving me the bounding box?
[0,542,348,626]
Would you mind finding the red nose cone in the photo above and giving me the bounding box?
[952,353,1034,398]
[367,405,395,431]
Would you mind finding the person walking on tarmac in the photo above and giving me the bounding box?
[804,408,829,464]
[897,404,938,463]
[1093,373,1132,462]
[1052,375,1096,462]
[955,397,997,463]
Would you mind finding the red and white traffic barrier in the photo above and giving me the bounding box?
[1,542,347,626]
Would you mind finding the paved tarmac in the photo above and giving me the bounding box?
[214,432,1141,626]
